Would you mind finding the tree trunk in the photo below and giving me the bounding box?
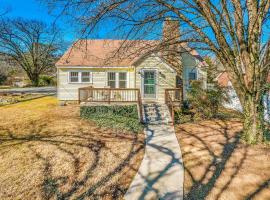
[30,74,40,87]
[242,94,265,144]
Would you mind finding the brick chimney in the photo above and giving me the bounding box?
[162,18,180,43]
[161,18,182,77]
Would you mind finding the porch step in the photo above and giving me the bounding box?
[143,103,172,125]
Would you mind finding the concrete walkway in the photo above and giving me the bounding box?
[125,105,184,200]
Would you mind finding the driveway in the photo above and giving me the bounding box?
[0,87,56,94]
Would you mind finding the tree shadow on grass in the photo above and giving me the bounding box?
[177,120,248,200]
[0,122,145,199]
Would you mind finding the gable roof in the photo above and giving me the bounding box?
[56,39,206,68]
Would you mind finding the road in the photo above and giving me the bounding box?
[0,87,56,94]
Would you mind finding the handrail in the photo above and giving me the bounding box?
[165,88,183,125]
[78,87,143,123]
[165,90,175,125]
[137,89,143,123]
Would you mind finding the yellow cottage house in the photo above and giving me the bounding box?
[56,20,207,108]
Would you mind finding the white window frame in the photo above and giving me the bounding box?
[69,71,79,83]
[106,72,129,88]
[68,71,93,84]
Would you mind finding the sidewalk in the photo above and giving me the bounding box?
[125,116,184,200]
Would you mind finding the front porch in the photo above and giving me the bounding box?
[78,86,183,123]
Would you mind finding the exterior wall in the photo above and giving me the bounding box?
[224,82,270,122]
[183,65,197,98]
[57,67,134,101]
[134,56,176,103]
[224,84,243,112]
[57,54,205,103]
[263,92,270,122]
[181,52,197,67]
[182,52,206,98]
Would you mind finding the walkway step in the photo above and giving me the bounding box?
[125,104,183,200]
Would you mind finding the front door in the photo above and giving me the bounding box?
[143,70,156,99]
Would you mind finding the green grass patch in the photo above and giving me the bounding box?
[80,105,143,133]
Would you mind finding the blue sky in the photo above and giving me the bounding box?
[6,0,268,57]
[1,0,75,42]
[1,0,142,43]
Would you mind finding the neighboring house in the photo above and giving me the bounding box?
[56,20,207,104]
[11,76,28,87]
[217,72,270,122]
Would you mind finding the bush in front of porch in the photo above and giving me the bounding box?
[80,105,143,133]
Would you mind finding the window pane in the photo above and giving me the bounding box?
[119,72,126,80]
[144,71,155,84]
[108,72,116,80]
[119,72,127,88]
[109,81,116,88]
[119,81,126,88]
[82,72,91,82]
[189,72,196,80]
[108,72,116,88]
[70,72,79,82]
[144,85,155,94]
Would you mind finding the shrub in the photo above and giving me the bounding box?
[38,75,56,86]
[187,80,229,119]
[0,73,7,85]
[80,105,143,133]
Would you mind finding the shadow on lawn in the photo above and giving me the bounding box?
[0,124,144,200]
[177,119,270,200]
[0,119,185,199]
[178,120,270,200]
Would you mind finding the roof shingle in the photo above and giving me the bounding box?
[56,39,206,67]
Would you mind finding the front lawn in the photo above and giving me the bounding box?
[175,119,270,200]
[0,97,144,199]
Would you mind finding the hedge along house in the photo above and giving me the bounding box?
[56,19,207,121]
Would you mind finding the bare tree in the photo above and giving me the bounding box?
[44,0,270,144]
[0,18,62,86]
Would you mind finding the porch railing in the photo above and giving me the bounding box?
[78,86,143,122]
[165,88,183,124]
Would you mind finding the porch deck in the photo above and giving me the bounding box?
[78,86,182,123]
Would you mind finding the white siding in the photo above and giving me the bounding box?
[224,83,270,123]
[182,52,206,98]
[57,53,205,102]
[135,56,176,103]
[57,68,134,101]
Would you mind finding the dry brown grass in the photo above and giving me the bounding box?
[175,119,270,200]
[0,97,145,200]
